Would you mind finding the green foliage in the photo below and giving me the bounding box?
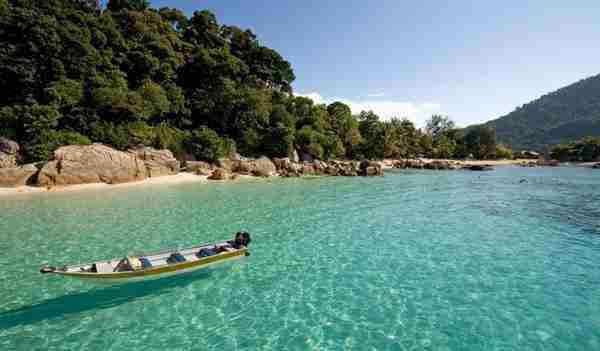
[433,135,456,159]
[495,144,513,159]
[1,1,498,164]
[24,129,91,162]
[44,79,83,107]
[107,0,150,12]
[126,121,154,146]
[357,111,384,159]
[480,74,600,151]
[154,122,189,157]
[189,127,225,161]
[426,115,455,140]
[465,126,497,159]
[550,137,600,161]
[89,122,130,150]
[262,105,294,157]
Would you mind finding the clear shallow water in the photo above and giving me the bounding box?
[1,166,599,350]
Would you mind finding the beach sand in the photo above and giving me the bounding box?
[0,172,209,197]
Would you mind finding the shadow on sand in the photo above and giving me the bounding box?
[0,269,213,331]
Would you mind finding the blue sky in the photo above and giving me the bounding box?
[150,0,600,127]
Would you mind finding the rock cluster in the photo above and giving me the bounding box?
[392,159,459,170]
[0,163,39,187]
[0,143,385,188]
[272,158,381,177]
[37,144,147,186]
[519,159,560,167]
[186,161,214,175]
[128,146,180,177]
[207,168,236,180]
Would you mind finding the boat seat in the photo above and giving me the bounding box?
[139,257,152,269]
[166,252,186,264]
[95,262,113,273]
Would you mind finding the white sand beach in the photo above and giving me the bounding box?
[0,172,209,197]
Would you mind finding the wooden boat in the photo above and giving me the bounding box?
[40,232,251,283]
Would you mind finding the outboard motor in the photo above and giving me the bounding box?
[233,231,252,248]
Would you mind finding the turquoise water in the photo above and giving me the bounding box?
[1,167,599,350]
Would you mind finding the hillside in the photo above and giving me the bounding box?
[480,74,600,151]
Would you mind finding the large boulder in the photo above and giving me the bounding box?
[128,146,180,177]
[37,144,147,186]
[215,158,236,172]
[0,163,39,187]
[236,157,277,177]
[359,160,383,176]
[207,168,233,180]
[272,157,291,171]
[424,160,455,170]
[0,138,19,155]
[395,159,425,169]
[301,163,316,175]
[338,161,358,176]
[0,153,16,168]
[186,161,214,175]
[0,138,20,168]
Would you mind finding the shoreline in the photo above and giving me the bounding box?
[0,158,593,198]
[0,172,210,197]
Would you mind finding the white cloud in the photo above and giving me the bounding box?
[296,92,441,126]
[366,92,385,97]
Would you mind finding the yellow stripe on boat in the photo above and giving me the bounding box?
[57,248,247,280]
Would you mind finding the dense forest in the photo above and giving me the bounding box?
[0,0,503,163]
[480,73,600,151]
[550,137,600,162]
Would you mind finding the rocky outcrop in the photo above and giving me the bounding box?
[207,168,235,180]
[37,144,147,186]
[519,159,560,167]
[236,157,277,177]
[592,163,600,169]
[359,160,383,176]
[424,160,457,170]
[128,146,180,177]
[215,158,236,172]
[186,161,214,175]
[393,159,425,169]
[537,159,560,167]
[393,159,458,170]
[0,138,20,168]
[0,163,39,187]
[273,158,371,177]
[463,165,494,171]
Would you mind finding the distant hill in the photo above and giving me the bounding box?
[477,74,600,151]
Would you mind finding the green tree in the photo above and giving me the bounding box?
[425,115,455,140]
[465,126,496,159]
[495,144,513,159]
[107,0,150,12]
[357,111,384,159]
[189,126,225,161]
